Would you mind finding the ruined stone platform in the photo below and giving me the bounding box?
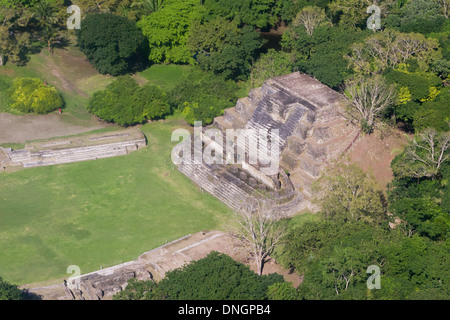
[24,231,239,300]
[179,72,360,215]
[0,128,147,170]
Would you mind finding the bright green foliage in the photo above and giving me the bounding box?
[266,282,298,300]
[203,0,282,29]
[8,77,63,114]
[87,75,170,126]
[137,0,205,64]
[379,235,450,299]
[76,13,147,75]
[250,49,294,88]
[277,220,388,299]
[314,163,387,224]
[389,159,450,241]
[170,67,238,125]
[114,252,286,300]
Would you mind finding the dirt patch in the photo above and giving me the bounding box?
[0,112,110,145]
[347,127,410,191]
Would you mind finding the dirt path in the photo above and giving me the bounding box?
[0,112,109,145]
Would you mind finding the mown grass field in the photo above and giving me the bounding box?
[0,119,233,285]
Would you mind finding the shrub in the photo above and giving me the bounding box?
[8,78,63,114]
[87,76,170,126]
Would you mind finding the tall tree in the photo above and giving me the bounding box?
[392,129,450,179]
[346,30,442,75]
[0,6,32,65]
[76,13,147,75]
[250,49,294,88]
[187,17,265,80]
[314,162,387,224]
[137,0,204,64]
[344,74,397,131]
[292,6,327,36]
[234,200,287,276]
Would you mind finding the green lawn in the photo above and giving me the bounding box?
[0,119,233,285]
[135,64,192,93]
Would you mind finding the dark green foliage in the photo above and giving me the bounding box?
[203,0,282,29]
[0,76,12,111]
[76,13,147,76]
[115,252,286,300]
[388,160,450,241]
[398,16,447,35]
[189,18,265,81]
[276,219,450,300]
[282,25,370,88]
[383,67,444,130]
[278,0,332,23]
[383,68,442,102]
[113,278,157,300]
[413,89,450,132]
[0,277,24,300]
[169,67,238,125]
[87,75,170,126]
[384,0,442,31]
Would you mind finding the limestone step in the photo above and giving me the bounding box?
[223,107,246,129]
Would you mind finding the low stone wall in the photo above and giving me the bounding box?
[1,128,147,170]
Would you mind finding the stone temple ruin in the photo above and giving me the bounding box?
[177,72,360,215]
[0,128,146,170]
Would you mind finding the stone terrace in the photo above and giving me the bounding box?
[179,72,360,215]
[0,128,146,170]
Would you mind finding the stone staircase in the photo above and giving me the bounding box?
[178,72,360,216]
[178,162,256,212]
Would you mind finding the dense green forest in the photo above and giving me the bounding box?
[0,0,449,300]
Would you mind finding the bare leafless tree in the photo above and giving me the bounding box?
[344,75,397,129]
[393,129,450,179]
[292,6,327,36]
[233,200,287,276]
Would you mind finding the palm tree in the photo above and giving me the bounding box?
[42,25,60,54]
[32,0,59,53]
[131,0,166,14]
